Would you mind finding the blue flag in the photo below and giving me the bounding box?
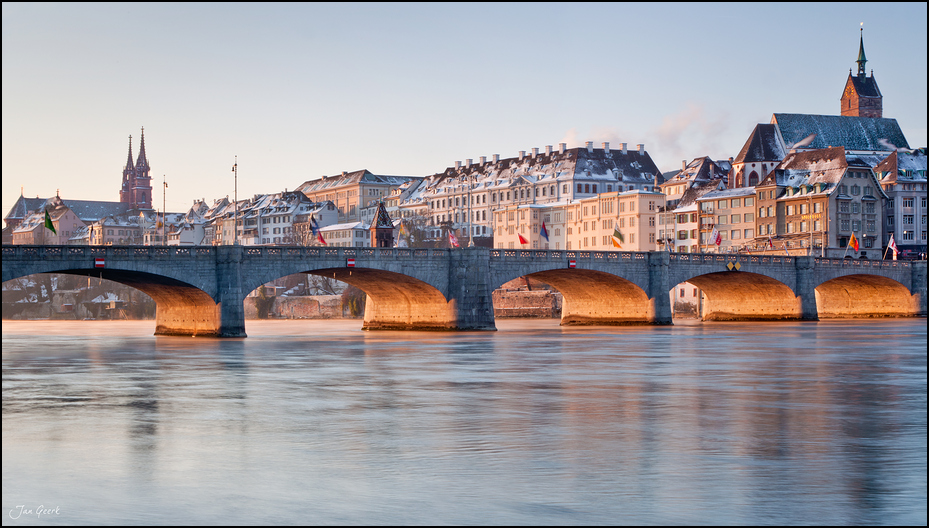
[540,221,549,242]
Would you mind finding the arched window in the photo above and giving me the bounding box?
[748,171,759,187]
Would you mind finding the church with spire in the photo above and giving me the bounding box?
[840,29,883,118]
[120,127,154,209]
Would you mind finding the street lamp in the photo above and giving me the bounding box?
[232,156,238,246]
[163,175,167,246]
[468,173,475,247]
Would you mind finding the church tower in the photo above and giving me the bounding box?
[370,201,395,248]
[840,29,882,118]
[120,134,135,204]
[119,128,154,209]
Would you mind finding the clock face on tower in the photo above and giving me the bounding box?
[845,85,855,98]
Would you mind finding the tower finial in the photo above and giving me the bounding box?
[856,25,867,77]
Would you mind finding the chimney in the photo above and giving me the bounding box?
[455,161,461,169]
[532,147,539,158]
[519,150,525,160]
[586,141,594,153]
[466,158,472,167]
[480,156,487,165]
[621,143,627,154]
[637,144,645,155]
[683,160,687,171]
[545,145,553,156]
[493,154,500,163]
[342,171,347,177]
[559,143,567,154]
[603,142,610,154]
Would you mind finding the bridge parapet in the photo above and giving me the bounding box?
[813,257,912,269]
[1,245,214,259]
[489,249,650,262]
[239,246,449,260]
[670,252,796,266]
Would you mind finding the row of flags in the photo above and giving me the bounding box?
[46,207,904,257]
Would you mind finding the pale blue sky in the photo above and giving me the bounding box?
[3,2,927,218]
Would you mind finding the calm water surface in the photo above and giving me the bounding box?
[2,318,926,525]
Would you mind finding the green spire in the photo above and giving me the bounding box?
[857,28,867,77]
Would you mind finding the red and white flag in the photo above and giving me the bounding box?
[888,233,898,255]
[518,233,528,245]
[767,236,774,248]
[710,227,722,246]
[448,230,459,248]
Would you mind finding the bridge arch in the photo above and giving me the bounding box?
[677,271,803,321]
[488,255,654,326]
[3,266,222,337]
[814,274,919,318]
[241,265,456,330]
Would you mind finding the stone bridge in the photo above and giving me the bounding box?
[2,245,925,337]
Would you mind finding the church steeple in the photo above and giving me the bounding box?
[125,134,135,171]
[135,127,149,170]
[120,134,134,204]
[856,28,867,77]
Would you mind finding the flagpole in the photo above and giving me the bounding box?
[233,156,238,246]
[162,174,167,246]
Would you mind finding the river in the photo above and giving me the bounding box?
[2,318,926,525]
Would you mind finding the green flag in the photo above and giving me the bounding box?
[613,225,624,243]
[44,209,57,235]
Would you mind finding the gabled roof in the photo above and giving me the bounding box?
[847,73,881,98]
[63,199,135,222]
[734,124,785,163]
[677,179,727,208]
[771,113,908,152]
[759,146,886,199]
[371,201,393,229]
[874,150,929,183]
[4,195,47,222]
[296,170,418,194]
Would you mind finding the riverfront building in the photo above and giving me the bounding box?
[493,189,666,252]
[874,150,928,258]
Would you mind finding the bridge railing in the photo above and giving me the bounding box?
[488,249,651,261]
[813,257,911,268]
[241,246,448,259]
[1,245,211,259]
[1,245,915,269]
[671,252,794,266]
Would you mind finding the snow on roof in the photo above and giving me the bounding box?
[696,187,757,201]
[734,124,785,163]
[319,221,367,232]
[772,113,909,152]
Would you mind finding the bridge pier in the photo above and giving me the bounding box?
[647,251,673,325]
[215,246,247,337]
[447,248,496,330]
[914,261,927,316]
[795,256,819,321]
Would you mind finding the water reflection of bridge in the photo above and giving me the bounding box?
[3,245,925,337]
